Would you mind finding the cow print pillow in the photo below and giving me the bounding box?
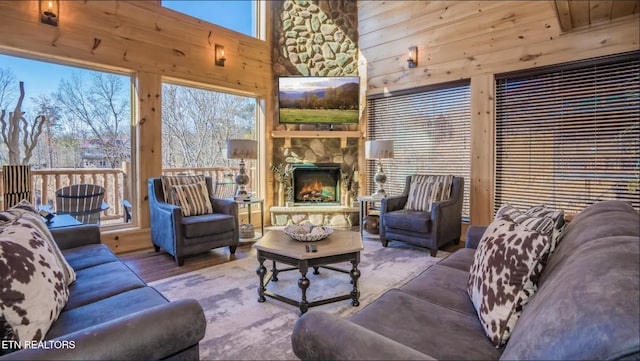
[467,215,551,347]
[0,216,69,343]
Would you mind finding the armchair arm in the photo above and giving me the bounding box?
[51,224,101,250]
[381,195,407,213]
[0,299,205,361]
[210,197,238,218]
[292,311,434,360]
[431,196,462,245]
[465,225,487,249]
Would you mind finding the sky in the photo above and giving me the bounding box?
[0,1,255,110]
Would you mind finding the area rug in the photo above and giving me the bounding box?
[149,239,449,360]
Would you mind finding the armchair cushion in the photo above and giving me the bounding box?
[467,215,551,347]
[182,213,236,238]
[384,209,431,234]
[170,182,213,217]
[161,175,206,204]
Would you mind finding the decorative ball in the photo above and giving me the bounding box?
[363,215,380,234]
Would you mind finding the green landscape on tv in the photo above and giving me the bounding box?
[278,76,359,124]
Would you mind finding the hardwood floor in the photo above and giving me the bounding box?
[120,242,257,283]
[119,234,464,283]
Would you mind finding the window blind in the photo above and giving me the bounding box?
[495,51,640,214]
[366,81,471,219]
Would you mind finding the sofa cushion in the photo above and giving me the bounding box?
[0,200,76,285]
[383,209,430,234]
[0,216,69,342]
[182,213,235,239]
[161,175,206,204]
[437,247,475,272]
[47,287,168,339]
[350,289,502,360]
[170,182,213,217]
[540,204,640,286]
[467,215,551,347]
[400,264,477,316]
[64,262,145,311]
[62,244,120,271]
[502,236,639,360]
[496,204,556,240]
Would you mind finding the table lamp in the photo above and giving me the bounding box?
[365,140,394,198]
[226,139,258,201]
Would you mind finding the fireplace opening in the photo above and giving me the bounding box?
[292,164,341,205]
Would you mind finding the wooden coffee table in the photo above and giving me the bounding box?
[253,230,364,314]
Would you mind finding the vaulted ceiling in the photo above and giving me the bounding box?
[554,0,639,32]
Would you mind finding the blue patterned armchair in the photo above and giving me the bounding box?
[380,175,464,256]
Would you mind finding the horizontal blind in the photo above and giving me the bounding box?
[366,82,471,219]
[495,52,640,214]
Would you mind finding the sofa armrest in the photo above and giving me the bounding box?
[51,224,101,250]
[465,225,487,249]
[292,311,434,361]
[0,299,205,361]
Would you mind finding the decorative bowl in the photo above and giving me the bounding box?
[283,224,334,242]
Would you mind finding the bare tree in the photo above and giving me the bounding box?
[0,81,47,165]
[162,84,255,168]
[54,72,130,168]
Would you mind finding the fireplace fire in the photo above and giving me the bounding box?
[292,164,341,204]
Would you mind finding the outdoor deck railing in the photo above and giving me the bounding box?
[0,166,243,224]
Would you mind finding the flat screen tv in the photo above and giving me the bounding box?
[278,76,359,124]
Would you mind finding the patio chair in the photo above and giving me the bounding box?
[56,184,108,224]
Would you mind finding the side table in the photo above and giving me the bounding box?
[357,196,382,236]
[234,198,264,239]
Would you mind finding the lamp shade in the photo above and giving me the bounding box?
[365,140,394,159]
[226,139,257,159]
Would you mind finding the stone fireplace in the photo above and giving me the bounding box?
[292,163,341,205]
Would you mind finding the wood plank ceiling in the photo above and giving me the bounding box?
[554,0,639,32]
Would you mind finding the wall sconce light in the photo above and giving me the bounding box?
[407,46,418,68]
[40,0,59,27]
[215,44,226,67]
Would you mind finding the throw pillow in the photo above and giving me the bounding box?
[405,174,454,212]
[496,204,556,239]
[467,215,551,347]
[525,205,566,252]
[161,175,207,204]
[0,200,76,286]
[405,181,443,212]
[170,182,213,217]
[0,217,70,343]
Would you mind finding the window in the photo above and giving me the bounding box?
[162,0,258,38]
[495,51,640,213]
[366,82,471,219]
[161,81,259,196]
[0,53,133,225]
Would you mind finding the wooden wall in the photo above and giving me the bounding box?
[0,1,271,252]
[358,0,639,225]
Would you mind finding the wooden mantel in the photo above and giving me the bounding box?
[271,130,364,148]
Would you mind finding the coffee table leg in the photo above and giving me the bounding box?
[271,260,279,282]
[350,259,361,307]
[256,256,267,302]
[313,266,320,275]
[298,264,310,314]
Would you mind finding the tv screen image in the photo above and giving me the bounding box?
[278,76,359,124]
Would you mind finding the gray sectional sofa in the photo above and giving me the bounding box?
[292,200,640,360]
[1,224,206,360]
